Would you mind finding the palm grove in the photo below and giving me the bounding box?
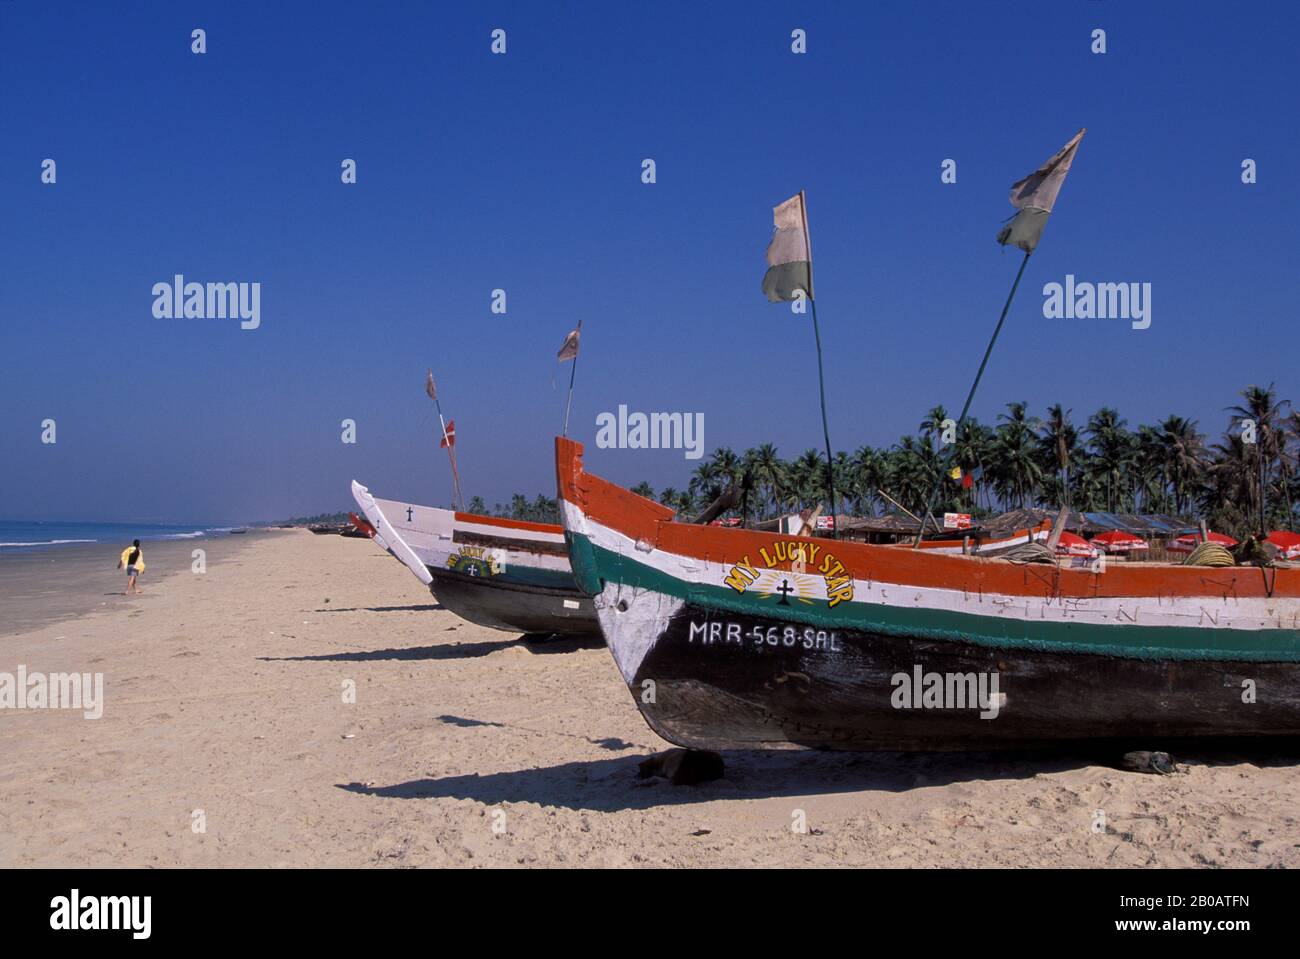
[471,385,1297,539]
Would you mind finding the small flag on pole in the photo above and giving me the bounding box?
[948,466,963,482]
[557,320,581,362]
[997,128,1086,253]
[425,369,437,402]
[440,420,456,448]
[762,191,813,302]
[962,472,974,490]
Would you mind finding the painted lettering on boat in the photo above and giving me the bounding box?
[446,545,503,577]
[687,619,842,652]
[722,540,855,607]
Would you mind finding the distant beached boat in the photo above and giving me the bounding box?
[307,523,348,535]
[340,512,376,539]
[909,519,1052,555]
[555,437,1300,751]
[351,481,596,636]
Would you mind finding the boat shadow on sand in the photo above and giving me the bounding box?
[258,633,604,663]
[311,603,446,613]
[336,745,1300,812]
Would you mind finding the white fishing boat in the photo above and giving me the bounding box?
[350,481,596,636]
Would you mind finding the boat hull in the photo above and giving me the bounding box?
[351,480,598,636]
[428,567,596,635]
[600,586,1300,750]
[555,437,1300,751]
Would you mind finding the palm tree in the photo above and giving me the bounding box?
[1155,415,1206,516]
[630,481,655,501]
[787,449,827,509]
[991,402,1042,509]
[954,419,994,513]
[849,445,888,516]
[919,405,950,456]
[689,458,721,505]
[672,488,697,518]
[1227,384,1292,532]
[1205,433,1257,539]
[747,443,788,518]
[1284,410,1300,529]
[886,437,935,515]
[643,387,1296,534]
[1085,407,1133,512]
[1132,425,1167,513]
[1038,404,1076,508]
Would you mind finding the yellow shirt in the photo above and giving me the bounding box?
[119,546,145,572]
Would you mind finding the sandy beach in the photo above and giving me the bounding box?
[1,529,1298,868]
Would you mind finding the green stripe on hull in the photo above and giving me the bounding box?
[496,565,576,591]
[437,564,576,592]
[574,535,1300,663]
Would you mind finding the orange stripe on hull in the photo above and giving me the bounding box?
[452,511,564,535]
[555,437,1300,603]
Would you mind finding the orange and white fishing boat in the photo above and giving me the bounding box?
[555,437,1300,751]
[911,519,1052,554]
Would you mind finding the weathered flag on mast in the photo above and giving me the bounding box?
[997,128,1086,253]
[425,369,437,401]
[557,320,581,362]
[762,191,813,302]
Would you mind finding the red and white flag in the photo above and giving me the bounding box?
[440,420,456,448]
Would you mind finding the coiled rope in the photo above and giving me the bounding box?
[1180,543,1235,567]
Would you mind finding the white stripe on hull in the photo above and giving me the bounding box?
[356,483,572,588]
[568,504,1299,635]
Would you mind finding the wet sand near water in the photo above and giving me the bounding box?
[0,532,271,636]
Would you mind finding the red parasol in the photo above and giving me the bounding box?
[1265,530,1300,559]
[1091,530,1150,553]
[1054,531,1097,557]
[1167,530,1237,554]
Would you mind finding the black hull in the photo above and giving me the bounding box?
[428,569,598,636]
[626,603,1300,751]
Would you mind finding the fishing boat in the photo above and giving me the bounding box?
[307,522,348,535]
[555,437,1300,751]
[351,481,597,636]
[342,511,377,539]
[911,519,1052,555]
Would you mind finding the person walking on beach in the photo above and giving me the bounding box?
[117,538,145,594]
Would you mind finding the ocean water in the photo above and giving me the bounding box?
[0,520,242,554]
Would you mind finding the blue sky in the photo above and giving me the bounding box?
[2,0,1296,523]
